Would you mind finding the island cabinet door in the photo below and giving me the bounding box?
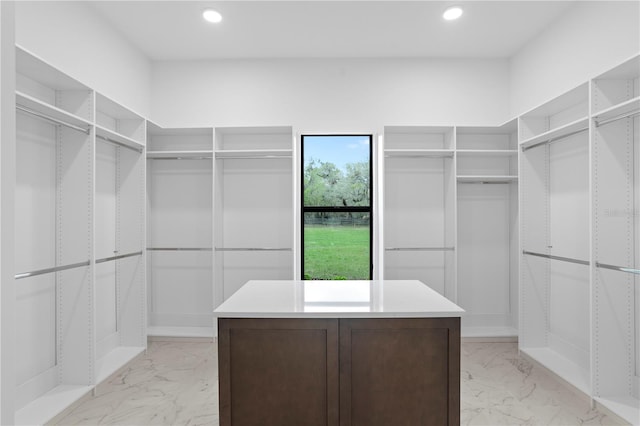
[218,318,340,426]
[339,317,461,426]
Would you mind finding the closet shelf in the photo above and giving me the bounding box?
[457,175,517,183]
[16,91,92,132]
[96,125,144,152]
[15,385,93,426]
[519,117,589,150]
[384,149,454,158]
[456,149,517,157]
[95,346,145,385]
[147,150,213,159]
[594,396,640,426]
[215,149,292,159]
[592,96,640,126]
[520,347,591,395]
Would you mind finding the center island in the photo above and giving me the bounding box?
[214,279,464,426]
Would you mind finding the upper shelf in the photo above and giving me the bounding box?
[147,150,213,159]
[519,117,589,150]
[215,149,293,159]
[16,91,92,133]
[456,149,517,157]
[592,96,640,126]
[96,125,145,152]
[384,149,454,158]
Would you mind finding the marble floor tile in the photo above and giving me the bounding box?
[52,341,622,426]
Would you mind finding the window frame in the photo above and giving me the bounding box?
[300,134,374,280]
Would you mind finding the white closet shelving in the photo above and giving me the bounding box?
[519,82,591,395]
[591,55,639,425]
[10,47,147,425]
[213,126,295,305]
[147,123,214,338]
[382,126,456,299]
[94,93,146,385]
[456,120,519,338]
[14,46,94,426]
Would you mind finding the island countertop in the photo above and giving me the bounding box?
[214,279,465,318]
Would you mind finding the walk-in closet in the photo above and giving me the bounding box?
[0,1,638,424]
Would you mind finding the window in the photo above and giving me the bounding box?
[301,135,373,280]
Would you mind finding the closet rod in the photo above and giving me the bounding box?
[595,109,640,127]
[215,247,292,252]
[458,181,513,185]
[596,262,640,275]
[148,156,212,160]
[147,247,213,251]
[95,251,143,264]
[385,154,453,159]
[15,260,91,280]
[523,250,590,266]
[96,134,143,153]
[385,247,455,252]
[216,155,291,160]
[521,127,588,152]
[16,104,91,135]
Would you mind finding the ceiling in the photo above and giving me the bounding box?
[90,1,577,61]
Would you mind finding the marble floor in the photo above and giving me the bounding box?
[51,340,623,426]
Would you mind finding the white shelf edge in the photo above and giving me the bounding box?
[147,326,214,338]
[15,385,93,426]
[95,346,146,385]
[16,91,93,129]
[215,148,293,158]
[457,175,518,182]
[96,125,145,151]
[147,150,213,158]
[384,149,454,158]
[592,96,640,121]
[520,347,591,395]
[456,149,518,156]
[519,117,589,148]
[594,396,640,426]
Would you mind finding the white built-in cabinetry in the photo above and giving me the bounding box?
[213,127,296,305]
[146,123,213,337]
[381,124,519,338]
[11,46,146,425]
[456,120,519,337]
[520,55,639,424]
[382,126,456,299]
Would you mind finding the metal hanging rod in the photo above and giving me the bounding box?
[95,251,143,264]
[596,262,640,275]
[458,181,514,185]
[523,250,590,266]
[385,154,453,159]
[216,155,292,160]
[385,247,455,252]
[215,247,292,252]
[15,260,91,280]
[96,134,143,153]
[521,127,588,152]
[16,104,91,135]
[595,109,640,127]
[148,156,213,160]
[147,247,213,251]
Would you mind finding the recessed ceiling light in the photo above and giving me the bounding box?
[203,9,222,23]
[443,6,463,21]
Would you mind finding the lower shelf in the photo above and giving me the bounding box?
[15,385,93,426]
[595,396,640,426]
[520,347,591,395]
[95,346,146,384]
[147,326,214,338]
[462,326,518,339]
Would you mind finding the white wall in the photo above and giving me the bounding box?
[510,1,640,117]
[15,1,151,117]
[150,58,510,131]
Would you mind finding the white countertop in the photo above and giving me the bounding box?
[214,280,464,318]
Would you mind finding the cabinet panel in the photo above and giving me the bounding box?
[218,318,339,426]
